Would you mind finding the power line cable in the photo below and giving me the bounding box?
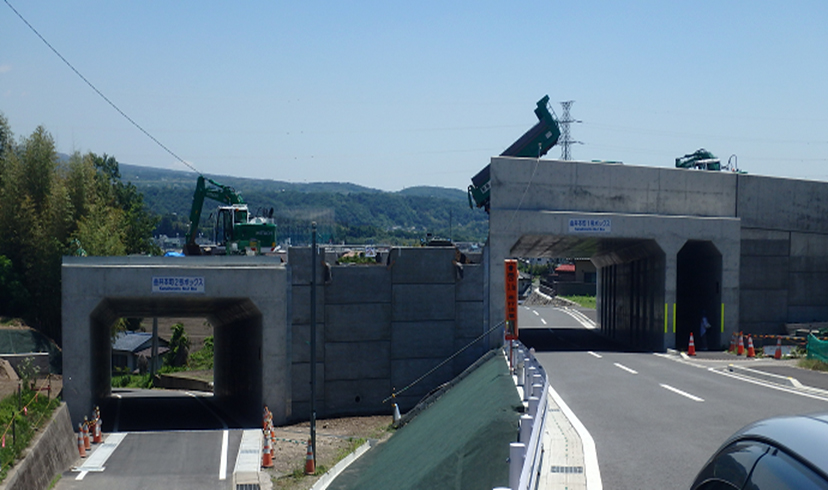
[3,0,200,175]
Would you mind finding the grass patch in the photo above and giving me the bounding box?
[560,295,596,309]
[798,358,828,372]
[111,372,153,389]
[0,386,61,482]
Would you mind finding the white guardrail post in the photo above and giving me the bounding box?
[497,342,549,490]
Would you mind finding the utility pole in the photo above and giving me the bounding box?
[559,100,582,161]
[309,222,317,468]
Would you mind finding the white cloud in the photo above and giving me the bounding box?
[0,65,12,74]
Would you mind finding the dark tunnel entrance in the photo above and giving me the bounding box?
[90,297,263,430]
[676,241,722,351]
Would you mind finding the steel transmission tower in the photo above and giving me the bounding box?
[558,100,582,160]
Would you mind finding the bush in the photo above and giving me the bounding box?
[0,386,61,482]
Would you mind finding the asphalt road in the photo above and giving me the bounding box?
[519,305,828,490]
[54,390,248,490]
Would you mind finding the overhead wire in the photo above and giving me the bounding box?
[3,0,200,175]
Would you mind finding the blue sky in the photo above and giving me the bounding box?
[2,1,826,191]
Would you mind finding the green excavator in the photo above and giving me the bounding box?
[183,175,277,256]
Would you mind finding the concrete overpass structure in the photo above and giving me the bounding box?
[486,157,828,351]
[62,248,487,427]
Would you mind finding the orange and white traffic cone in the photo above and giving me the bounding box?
[729,333,736,353]
[746,336,756,358]
[261,430,274,468]
[93,416,102,443]
[737,334,745,356]
[77,425,87,458]
[774,337,782,360]
[304,439,315,475]
[82,418,91,450]
[688,332,696,356]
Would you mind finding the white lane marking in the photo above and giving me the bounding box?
[547,384,603,490]
[587,351,603,359]
[660,384,704,402]
[74,432,128,475]
[709,367,828,402]
[557,307,597,330]
[219,430,229,480]
[541,318,547,325]
[613,363,638,375]
[532,310,540,316]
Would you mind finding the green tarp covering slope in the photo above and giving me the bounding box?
[329,352,522,490]
[807,334,828,363]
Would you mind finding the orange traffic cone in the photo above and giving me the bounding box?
[304,439,315,475]
[746,336,756,358]
[261,430,274,468]
[729,333,736,353]
[93,416,102,443]
[688,332,696,356]
[774,337,782,360]
[77,425,87,458]
[737,334,745,355]
[82,418,91,450]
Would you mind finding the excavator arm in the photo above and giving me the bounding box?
[183,176,245,255]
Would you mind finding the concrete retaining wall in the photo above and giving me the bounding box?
[0,403,76,490]
[289,246,486,420]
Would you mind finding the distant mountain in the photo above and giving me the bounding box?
[119,164,488,245]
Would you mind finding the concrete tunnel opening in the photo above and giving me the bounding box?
[511,234,669,352]
[88,297,263,429]
[676,241,723,351]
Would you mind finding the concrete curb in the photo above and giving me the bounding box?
[310,440,375,490]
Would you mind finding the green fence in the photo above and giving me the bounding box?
[807,334,828,363]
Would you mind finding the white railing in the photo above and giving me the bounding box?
[497,342,548,490]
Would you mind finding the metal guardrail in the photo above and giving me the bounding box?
[496,341,549,490]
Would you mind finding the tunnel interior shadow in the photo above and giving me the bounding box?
[518,326,653,354]
[98,390,250,432]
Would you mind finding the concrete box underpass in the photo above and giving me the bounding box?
[62,248,487,427]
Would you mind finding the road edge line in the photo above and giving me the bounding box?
[547,384,603,490]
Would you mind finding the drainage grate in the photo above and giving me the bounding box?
[236,484,260,490]
[550,466,584,474]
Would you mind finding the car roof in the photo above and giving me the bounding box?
[727,413,828,480]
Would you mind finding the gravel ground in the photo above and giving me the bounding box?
[269,415,394,490]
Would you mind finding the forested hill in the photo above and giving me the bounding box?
[119,164,489,245]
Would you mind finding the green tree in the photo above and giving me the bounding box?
[91,153,160,255]
[165,323,190,367]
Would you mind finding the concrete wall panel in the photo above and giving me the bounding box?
[325,303,391,342]
[788,272,828,306]
[740,290,788,323]
[325,341,391,380]
[389,247,455,284]
[391,321,455,359]
[324,379,391,416]
[392,284,455,321]
[325,267,391,304]
[740,256,789,290]
[291,322,324,364]
[456,264,484,301]
[455,301,485,339]
[290,285,325,325]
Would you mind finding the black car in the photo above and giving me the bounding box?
[691,414,828,489]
